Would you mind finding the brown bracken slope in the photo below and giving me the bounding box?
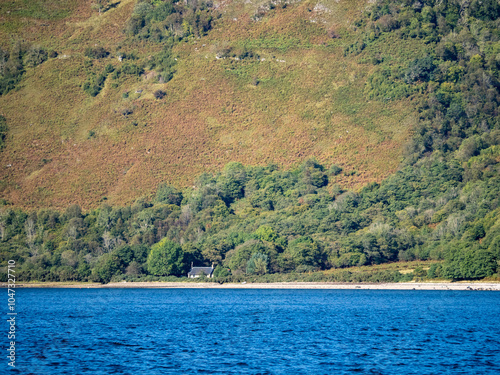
[0,0,421,209]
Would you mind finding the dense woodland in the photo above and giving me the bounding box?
[354,0,500,165]
[0,0,499,283]
[0,155,498,283]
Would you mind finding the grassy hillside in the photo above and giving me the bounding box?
[0,0,417,209]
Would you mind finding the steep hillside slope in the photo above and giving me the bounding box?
[0,0,417,209]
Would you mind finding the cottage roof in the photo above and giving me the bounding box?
[188,266,214,277]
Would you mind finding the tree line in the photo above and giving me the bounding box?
[0,155,498,283]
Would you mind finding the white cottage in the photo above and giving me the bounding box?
[187,263,214,278]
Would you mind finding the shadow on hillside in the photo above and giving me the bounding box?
[108,2,121,11]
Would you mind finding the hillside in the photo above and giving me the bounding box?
[0,0,417,209]
[0,0,499,284]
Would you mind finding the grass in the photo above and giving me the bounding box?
[0,0,76,21]
[0,0,420,209]
[325,260,438,274]
[0,0,80,38]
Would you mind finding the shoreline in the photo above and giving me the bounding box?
[4,281,500,290]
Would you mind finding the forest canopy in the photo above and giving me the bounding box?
[0,154,498,283]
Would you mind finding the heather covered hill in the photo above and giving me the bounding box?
[0,0,415,209]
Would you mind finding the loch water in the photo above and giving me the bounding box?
[6,288,500,374]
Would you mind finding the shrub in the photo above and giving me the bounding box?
[120,107,133,117]
[0,115,7,150]
[327,27,340,39]
[83,73,107,96]
[153,90,165,99]
[119,63,143,76]
[84,46,109,59]
[91,0,110,14]
[329,164,343,176]
[104,63,114,74]
[25,46,48,67]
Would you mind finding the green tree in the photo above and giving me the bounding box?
[147,238,185,276]
[224,240,258,274]
[246,253,269,275]
[213,264,230,278]
[217,162,247,205]
[155,184,183,205]
[77,262,91,280]
[286,236,324,270]
[470,0,500,21]
[300,159,328,189]
[182,242,202,268]
[443,247,497,280]
[92,253,125,283]
[254,225,278,243]
[125,261,143,276]
[64,204,82,221]
[427,263,442,279]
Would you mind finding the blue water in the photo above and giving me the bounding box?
[4,289,500,374]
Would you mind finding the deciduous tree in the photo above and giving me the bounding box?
[147,238,185,276]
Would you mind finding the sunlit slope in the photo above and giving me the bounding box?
[0,0,420,209]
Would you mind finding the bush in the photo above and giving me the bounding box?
[327,27,340,39]
[329,164,343,176]
[0,115,7,150]
[83,73,107,96]
[153,90,166,99]
[84,46,109,59]
[25,46,48,68]
[413,266,426,277]
[120,107,133,116]
[113,63,143,78]
[104,63,114,74]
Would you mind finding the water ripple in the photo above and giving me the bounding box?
[13,289,500,374]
